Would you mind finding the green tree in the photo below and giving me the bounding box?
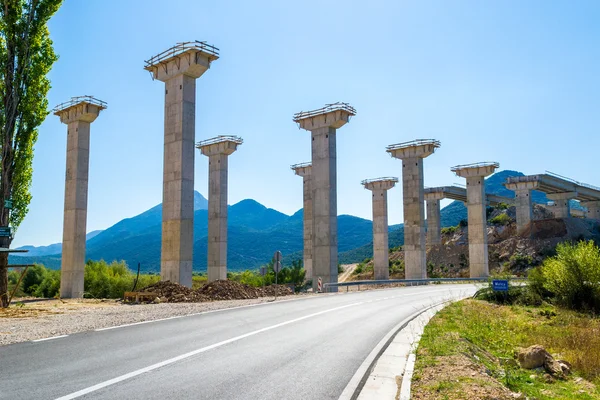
[0,0,62,307]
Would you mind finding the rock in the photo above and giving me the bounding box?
[153,297,161,304]
[160,296,168,303]
[544,358,565,379]
[558,360,571,375]
[517,345,551,369]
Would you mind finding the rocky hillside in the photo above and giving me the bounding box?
[352,204,600,280]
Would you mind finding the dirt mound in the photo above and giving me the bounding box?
[197,280,262,300]
[138,280,294,303]
[257,284,293,297]
[140,281,210,303]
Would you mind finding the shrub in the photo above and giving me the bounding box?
[389,259,404,276]
[441,226,457,235]
[458,219,468,228]
[541,240,600,312]
[489,213,512,226]
[504,253,535,272]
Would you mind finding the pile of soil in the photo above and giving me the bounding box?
[139,281,210,303]
[138,280,293,303]
[197,280,261,300]
[257,284,293,297]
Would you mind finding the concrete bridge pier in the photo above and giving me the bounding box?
[424,192,443,246]
[362,178,398,280]
[547,192,577,218]
[387,140,440,279]
[198,136,242,282]
[504,181,536,235]
[291,163,313,280]
[144,41,219,287]
[452,162,499,278]
[583,201,600,220]
[54,96,107,298]
[293,103,356,292]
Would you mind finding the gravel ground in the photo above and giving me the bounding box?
[0,295,313,346]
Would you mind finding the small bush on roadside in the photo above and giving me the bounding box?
[475,285,543,307]
[458,219,468,228]
[541,240,600,312]
[489,213,512,226]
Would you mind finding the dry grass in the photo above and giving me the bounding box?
[412,299,600,399]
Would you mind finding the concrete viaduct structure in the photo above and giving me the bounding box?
[361,178,398,280]
[505,173,600,233]
[424,185,514,246]
[451,162,499,278]
[198,136,242,282]
[54,96,107,298]
[387,139,440,279]
[291,162,313,280]
[144,41,219,287]
[294,102,356,291]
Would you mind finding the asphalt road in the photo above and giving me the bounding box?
[1,284,477,400]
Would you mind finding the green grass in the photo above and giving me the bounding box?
[412,299,600,399]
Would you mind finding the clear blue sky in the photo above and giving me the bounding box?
[13,0,600,247]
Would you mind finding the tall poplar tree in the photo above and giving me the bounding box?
[0,0,62,307]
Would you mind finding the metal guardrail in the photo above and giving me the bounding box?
[451,161,500,172]
[386,139,440,152]
[144,41,219,68]
[293,102,356,122]
[53,96,107,113]
[546,170,600,192]
[323,277,526,292]
[196,135,243,148]
[361,177,399,185]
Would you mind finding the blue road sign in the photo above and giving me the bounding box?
[492,279,509,291]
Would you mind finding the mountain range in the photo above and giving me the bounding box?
[11,170,558,271]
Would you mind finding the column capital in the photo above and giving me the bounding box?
[361,177,398,191]
[452,162,499,178]
[53,96,106,124]
[197,136,243,157]
[387,139,440,160]
[144,41,219,82]
[291,162,312,177]
[293,102,356,131]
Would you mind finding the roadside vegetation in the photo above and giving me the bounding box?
[7,259,307,300]
[413,240,600,399]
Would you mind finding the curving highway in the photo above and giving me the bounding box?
[0,284,477,400]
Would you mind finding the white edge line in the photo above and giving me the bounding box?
[32,335,69,342]
[337,305,438,400]
[399,353,416,400]
[93,285,459,333]
[54,301,364,400]
[94,294,317,332]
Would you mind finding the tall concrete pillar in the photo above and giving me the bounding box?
[198,136,242,282]
[291,163,313,280]
[547,192,577,218]
[387,140,440,279]
[53,96,107,298]
[583,201,600,220]
[452,162,499,278]
[362,178,398,280]
[505,181,535,234]
[424,193,443,246]
[145,41,219,287]
[294,103,356,291]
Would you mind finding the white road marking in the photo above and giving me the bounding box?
[32,335,69,342]
[55,286,467,400]
[94,294,316,332]
[55,301,365,400]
